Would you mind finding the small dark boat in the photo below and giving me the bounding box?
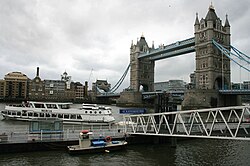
[67,130,127,155]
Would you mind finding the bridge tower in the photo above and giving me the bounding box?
[118,35,155,106]
[194,4,231,90]
[183,5,235,109]
[130,35,155,92]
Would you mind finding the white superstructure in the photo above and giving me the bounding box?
[1,101,115,125]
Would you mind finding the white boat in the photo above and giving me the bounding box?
[1,101,115,125]
[67,130,127,155]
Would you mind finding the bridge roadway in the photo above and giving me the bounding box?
[123,105,250,140]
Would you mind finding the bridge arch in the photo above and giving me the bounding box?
[213,76,230,90]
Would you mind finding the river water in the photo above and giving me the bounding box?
[0,103,250,166]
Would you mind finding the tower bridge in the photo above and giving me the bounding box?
[93,5,249,108]
[117,4,250,108]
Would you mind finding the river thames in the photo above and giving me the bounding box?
[0,103,250,166]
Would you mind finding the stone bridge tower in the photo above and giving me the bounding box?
[183,5,233,109]
[194,4,231,90]
[130,35,155,92]
[118,35,154,106]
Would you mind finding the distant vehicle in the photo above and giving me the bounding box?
[1,101,115,125]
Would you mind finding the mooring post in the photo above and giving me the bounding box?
[170,104,179,148]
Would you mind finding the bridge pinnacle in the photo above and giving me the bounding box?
[209,1,214,10]
[141,32,144,38]
[225,14,230,27]
[195,12,199,25]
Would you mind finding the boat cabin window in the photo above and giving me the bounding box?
[64,114,69,119]
[70,115,76,119]
[34,103,45,108]
[77,115,82,119]
[17,112,21,116]
[46,104,58,109]
[58,104,70,109]
[58,114,63,118]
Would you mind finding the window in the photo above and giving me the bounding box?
[77,115,82,119]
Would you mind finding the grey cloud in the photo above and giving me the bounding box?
[0,0,249,91]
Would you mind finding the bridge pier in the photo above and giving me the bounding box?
[182,89,242,110]
[182,89,219,110]
[117,90,143,107]
[220,94,242,107]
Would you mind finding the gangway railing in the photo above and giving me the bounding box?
[123,106,250,140]
[0,124,126,143]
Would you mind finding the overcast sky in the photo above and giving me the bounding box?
[1,0,250,91]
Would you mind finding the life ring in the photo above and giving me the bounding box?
[81,130,89,134]
[105,136,112,142]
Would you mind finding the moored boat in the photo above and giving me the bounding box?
[1,101,115,125]
[67,130,127,154]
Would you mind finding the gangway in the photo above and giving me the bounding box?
[123,106,250,140]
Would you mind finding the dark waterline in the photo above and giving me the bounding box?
[1,103,250,166]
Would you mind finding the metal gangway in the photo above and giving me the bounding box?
[123,105,250,140]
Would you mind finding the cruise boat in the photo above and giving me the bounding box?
[1,101,115,125]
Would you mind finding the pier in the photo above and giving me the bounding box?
[0,124,126,153]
